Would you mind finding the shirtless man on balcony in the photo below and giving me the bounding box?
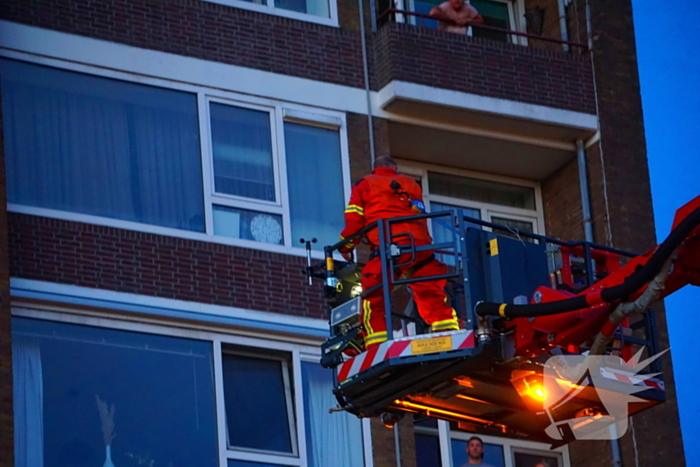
[429,0,484,34]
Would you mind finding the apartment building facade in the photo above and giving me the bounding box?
[0,0,686,465]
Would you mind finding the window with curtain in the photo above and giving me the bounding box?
[211,103,275,202]
[301,361,363,467]
[0,59,205,232]
[11,317,218,467]
[284,122,345,247]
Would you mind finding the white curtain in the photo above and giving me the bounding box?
[1,58,205,232]
[302,362,363,467]
[284,123,344,247]
[13,337,44,467]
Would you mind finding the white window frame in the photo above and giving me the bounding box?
[220,347,300,459]
[203,0,339,27]
[12,304,371,467]
[2,53,351,260]
[396,160,545,236]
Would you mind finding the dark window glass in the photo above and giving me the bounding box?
[11,317,218,467]
[222,352,295,453]
[210,103,275,202]
[471,0,511,42]
[416,433,441,466]
[428,172,535,210]
[1,59,205,232]
[451,438,505,467]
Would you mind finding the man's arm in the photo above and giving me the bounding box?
[338,179,368,260]
[429,6,453,23]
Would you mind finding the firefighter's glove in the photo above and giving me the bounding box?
[338,245,354,263]
[341,250,354,263]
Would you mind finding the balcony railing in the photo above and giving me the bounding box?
[377,7,589,53]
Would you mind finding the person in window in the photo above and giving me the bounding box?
[338,156,459,350]
[459,436,496,466]
[429,0,484,34]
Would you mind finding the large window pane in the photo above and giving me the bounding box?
[471,0,511,42]
[284,123,345,247]
[451,438,505,467]
[415,432,441,466]
[213,205,284,245]
[222,352,296,454]
[302,362,363,467]
[1,59,205,232]
[11,318,218,467]
[428,172,535,210]
[277,0,329,17]
[211,103,275,202]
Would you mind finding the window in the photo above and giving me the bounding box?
[405,0,521,43]
[414,418,441,466]
[398,163,543,240]
[470,0,513,42]
[222,349,297,455]
[12,315,367,467]
[11,317,218,467]
[207,101,346,248]
[451,437,505,467]
[1,59,348,253]
[1,59,205,232]
[204,0,336,25]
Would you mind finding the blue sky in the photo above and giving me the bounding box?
[633,0,700,464]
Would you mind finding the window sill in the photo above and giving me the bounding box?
[202,0,339,28]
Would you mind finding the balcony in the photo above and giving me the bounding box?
[372,3,598,146]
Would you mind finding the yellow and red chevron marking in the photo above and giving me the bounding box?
[599,367,665,390]
[337,330,475,383]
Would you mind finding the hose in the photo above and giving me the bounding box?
[476,203,700,319]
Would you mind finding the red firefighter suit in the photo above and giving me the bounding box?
[339,166,459,349]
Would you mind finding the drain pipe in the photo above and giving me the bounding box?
[358,0,376,163]
[557,0,570,52]
[393,424,401,467]
[576,139,594,242]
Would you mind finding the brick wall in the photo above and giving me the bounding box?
[370,416,418,467]
[542,158,584,241]
[373,22,596,114]
[8,213,328,320]
[0,0,366,89]
[0,88,14,467]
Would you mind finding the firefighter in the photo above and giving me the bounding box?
[338,156,459,350]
